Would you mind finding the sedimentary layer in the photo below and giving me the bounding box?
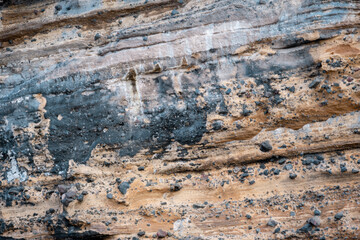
[0,0,360,239]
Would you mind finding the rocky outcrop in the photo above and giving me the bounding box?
[0,0,360,239]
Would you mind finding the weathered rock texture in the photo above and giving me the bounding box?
[0,0,360,239]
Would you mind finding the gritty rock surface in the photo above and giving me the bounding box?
[0,0,360,239]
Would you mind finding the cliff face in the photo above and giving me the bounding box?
[0,0,360,239]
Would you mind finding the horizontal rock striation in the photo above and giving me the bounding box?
[0,0,359,239]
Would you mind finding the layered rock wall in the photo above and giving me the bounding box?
[0,0,360,239]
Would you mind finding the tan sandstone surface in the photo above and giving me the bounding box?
[0,0,360,239]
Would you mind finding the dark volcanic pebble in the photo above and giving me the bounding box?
[94,33,101,41]
[118,182,130,195]
[260,141,272,152]
[334,212,344,221]
[171,9,179,16]
[289,173,297,179]
[309,78,321,88]
[193,203,205,209]
[273,169,280,175]
[137,231,145,237]
[284,163,293,170]
[267,219,278,227]
[77,194,84,202]
[212,120,223,131]
[314,209,321,216]
[55,4,62,11]
[170,183,182,192]
[298,223,313,233]
[278,158,286,165]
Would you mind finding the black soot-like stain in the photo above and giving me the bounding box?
[41,67,225,175]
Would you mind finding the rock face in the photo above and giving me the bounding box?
[0,0,360,239]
